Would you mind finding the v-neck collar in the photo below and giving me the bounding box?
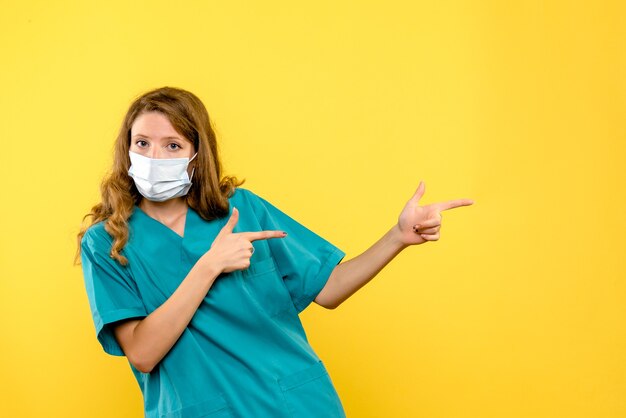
[132,204,191,240]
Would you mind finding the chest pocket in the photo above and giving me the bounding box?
[241,256,296,318]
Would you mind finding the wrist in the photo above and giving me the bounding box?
[390,224,409,251]
[199,250,223,279]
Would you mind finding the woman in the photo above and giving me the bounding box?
[76,86,474,418]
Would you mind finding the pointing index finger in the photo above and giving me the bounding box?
[437,199,475,211]
[240,230,287,242]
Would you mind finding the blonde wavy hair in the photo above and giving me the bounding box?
[75,86,245,266]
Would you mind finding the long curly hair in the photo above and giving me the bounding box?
[74,86,245,266]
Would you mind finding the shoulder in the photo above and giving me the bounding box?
[232,186,255,199]
[232,186,264,207]
[81,221,113,251]
[231,187,280,222]
[232,186,279,213]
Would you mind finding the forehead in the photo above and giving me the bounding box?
[131,112,185,139]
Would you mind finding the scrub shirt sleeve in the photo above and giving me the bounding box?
[244,189,346,313]
[80,225,148,356]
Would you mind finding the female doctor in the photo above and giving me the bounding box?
[76,86,474,418]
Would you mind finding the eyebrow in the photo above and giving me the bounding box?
[133,133,183,140]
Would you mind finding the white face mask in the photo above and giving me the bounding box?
[128,151,198,202]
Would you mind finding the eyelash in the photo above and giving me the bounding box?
[135,140,181,150]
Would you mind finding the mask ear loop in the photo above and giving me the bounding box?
[188,153,198,181]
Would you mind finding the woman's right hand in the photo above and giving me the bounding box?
[202,207,287,274]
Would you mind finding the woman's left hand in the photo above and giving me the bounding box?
[396,181,474,246]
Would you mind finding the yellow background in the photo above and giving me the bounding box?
[1,1,624,417]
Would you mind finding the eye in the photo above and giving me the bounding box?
[135,139,148,147]
[167,143,182,150]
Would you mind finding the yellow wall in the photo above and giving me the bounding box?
[1,1,624,417]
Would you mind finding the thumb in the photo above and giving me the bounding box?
[410,180,425,204]
[218,206,239,236]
